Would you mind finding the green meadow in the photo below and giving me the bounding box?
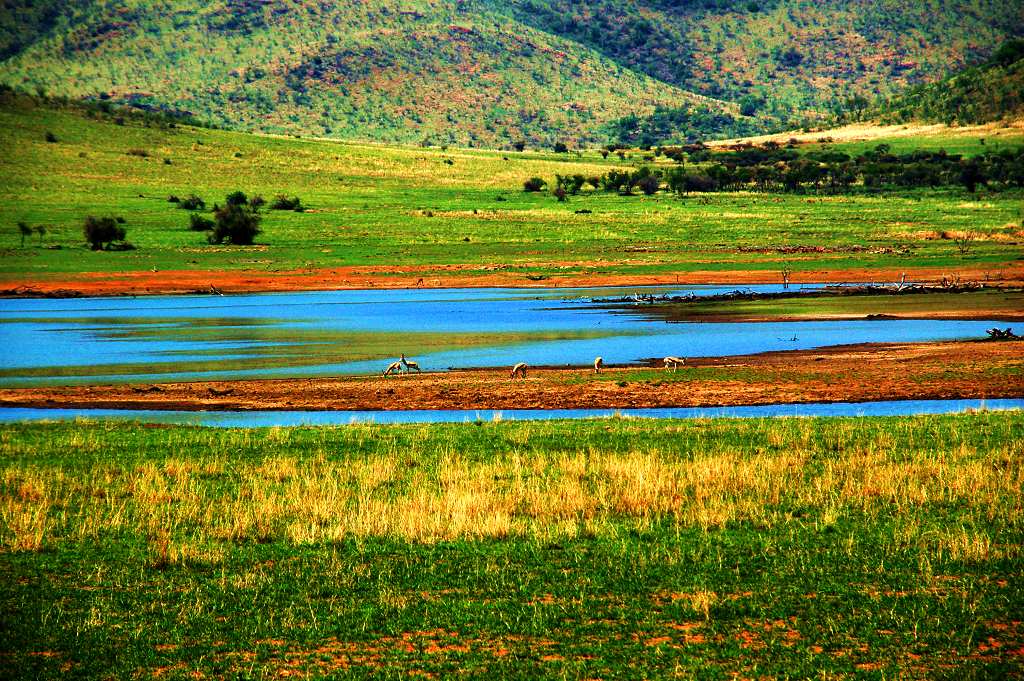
[2,100,1023,285]
[1,414,1021,678]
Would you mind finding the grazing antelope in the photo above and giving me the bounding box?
[663,356,686,372]
[382,360,404,376]
[510,362,528,380]
[400,353,421,373]
[594,356,603,373]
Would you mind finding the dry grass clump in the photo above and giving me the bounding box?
[1,418,1020,554]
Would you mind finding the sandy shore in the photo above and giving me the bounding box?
[3,264,1023,298]
[2,341,1020,412]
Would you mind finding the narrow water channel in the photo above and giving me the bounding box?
[0,399,1019,427]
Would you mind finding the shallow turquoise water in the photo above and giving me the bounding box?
[0,284,1005,385]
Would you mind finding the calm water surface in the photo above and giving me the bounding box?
[0,284,1005,385]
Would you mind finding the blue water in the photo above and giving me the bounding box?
[0,399,1019,427]
[0,284,1008,385]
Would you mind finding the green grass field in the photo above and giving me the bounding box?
[2,100,1023,286]
[1,414,1021,678]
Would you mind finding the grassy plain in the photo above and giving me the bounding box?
[1,414,1022,678]
[2,100,1023,292]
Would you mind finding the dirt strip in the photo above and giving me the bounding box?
[3,264,1023,298]
[2,341,1020,413]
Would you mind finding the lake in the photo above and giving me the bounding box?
[0,284,1005,386]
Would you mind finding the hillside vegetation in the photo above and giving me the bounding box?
[843,41,1024,127]
[0,0,1021,146]
[0,0,732,147]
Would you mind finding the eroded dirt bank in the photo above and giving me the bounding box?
[2,341,1020,412]
[4,264,1024,298]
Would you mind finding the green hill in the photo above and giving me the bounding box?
[841,40,1024,126]
[0,0,1020,146]
[492,0,1023,121]
[0,0,735,147]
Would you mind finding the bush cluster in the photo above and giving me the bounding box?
[177,194,205,210]
[83,216,129,250]
[568,145,1024,197]
[270,195,303,211]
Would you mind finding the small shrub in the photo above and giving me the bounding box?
[553,186,567,202]
[126,148,149,157]
[209,203,261,245]
[249,195,265,209]
[44,131,57,143]
[168,195,180,203]
[523,177,546,192]
[225,191,248,207]
[270,195,304,211]
[554,142,568,153]
[179,194,205,210]
[83,216,127,250]
[163,158,172,165]
[189,213,215,231]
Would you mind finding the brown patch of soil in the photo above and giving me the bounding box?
[3,263,1024,298]
[2,341,1019,412]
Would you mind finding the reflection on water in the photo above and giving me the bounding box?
[0,400,1020,427]
[0,284,1005,385]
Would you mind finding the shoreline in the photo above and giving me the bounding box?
[2,340,1020,413]
[3,264,1024,298]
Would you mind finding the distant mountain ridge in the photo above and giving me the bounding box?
[0,0,1020,146]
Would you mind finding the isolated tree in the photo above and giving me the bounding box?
[637,174,661,196]
[209,203,261,245]
[18,221,31,247]
[83,216,127,250]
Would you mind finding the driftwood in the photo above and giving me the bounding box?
[986,327,1019,340]
[590,281,997,306]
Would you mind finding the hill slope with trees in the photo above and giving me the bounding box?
[0,0,1021,146]
[839,40,1024,127]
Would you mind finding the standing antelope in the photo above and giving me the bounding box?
[594,356,603,373]
[663,356,686,372]
[400,353,421,373]
[510,362,528,380]
[382,360,404,376]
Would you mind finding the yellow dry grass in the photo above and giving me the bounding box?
[3,426,1020,558]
